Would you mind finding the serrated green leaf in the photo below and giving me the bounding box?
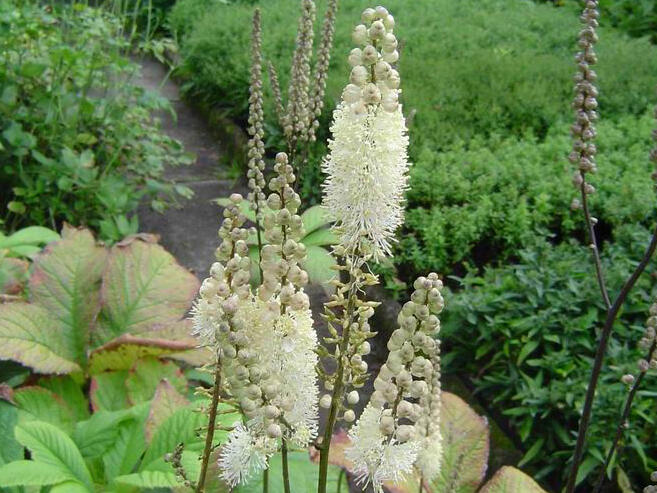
[301,245,336,287]
[88,333,197,374]
[145,379,189,443]
[478,466,547,492]
[0,401,21,466]
[300,205,332,235]
[0,460,71,487]
[29,226,106,367]
[50,480,90,492]
[95,238,199,346]
[126,358,187,405]
[15,421,93,490]
[102,410,148,478]
[73,409,137,459]
[431,392,489,493]
[90,371,129,412]
[14,386,75,435]
[38,375,89,423]
[302,228,338,247]
[0,303,80,374]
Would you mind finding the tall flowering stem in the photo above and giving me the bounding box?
[318,6,408,493]
[565,5,657,485]
[247,9,267,281]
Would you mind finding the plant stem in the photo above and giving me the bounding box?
[318,271,359,493]
[281,439,291,493]
[593,337,657,493]
[263,467,269,493]
[418,475,424,493]
[565,225,657,493]
[580,176,611,310]
[196,362,222,493]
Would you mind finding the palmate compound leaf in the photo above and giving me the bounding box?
[13,420,94,491]
[94,236,199,347]
[29,225,107,367]
[478,466,547,493]
[0,303,80,374]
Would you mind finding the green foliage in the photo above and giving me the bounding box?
[442,224,657,488]
[0,1,192,238]
[401,111,657,275]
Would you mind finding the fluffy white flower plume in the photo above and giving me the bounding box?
[346,405,420,492]
[321,6,409,261]
[218,422,276,486]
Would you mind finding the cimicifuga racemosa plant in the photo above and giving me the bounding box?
[317,6,411,493]
[565,2,657,491]
[345,275,444,492]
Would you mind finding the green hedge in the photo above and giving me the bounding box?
[442,224,657,487]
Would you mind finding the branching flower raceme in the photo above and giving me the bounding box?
[346,274,444,491]
[322,5,409,262]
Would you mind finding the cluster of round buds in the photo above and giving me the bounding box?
[343,6,400,113]
[283,0,316,144]
[370,274,443,442]
[319,253,379,423]
[246,9,266,218]
[191,194,251,349]
[568,0,600,194]
[644,471,657,493]
[638,301,657,370]
[259,152,309,302]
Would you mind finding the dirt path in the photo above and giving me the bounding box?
[134,57,247,278]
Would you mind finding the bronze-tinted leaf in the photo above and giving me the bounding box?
[0,258,28,295]
[478,466,547,493]
[145,379,189,443]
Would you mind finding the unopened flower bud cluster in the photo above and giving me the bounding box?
[346,274,444,491]
[644,471,657,493]
[247,10,266,219]
[283,0,315,145]
[569,1,600,195]
[319,255,380,422]
[343,5,400,114]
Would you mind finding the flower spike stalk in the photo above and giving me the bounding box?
[317,6,410,493]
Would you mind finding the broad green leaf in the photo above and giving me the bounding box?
[102,409,148,478]
[0,303,80,374]
[431,392,489,493]
[0,258,28,295]
[302,228,338,247]
[126,358,187,405]
[14,386,75,435]
[15,421,93,490]
[88,333,197,374]
[140,407,205,470]
[50,481,90,492]
[0,460,71,486]
[90,371,129,412]
[301,205,332,235]
[478,466,547,492]
[0,401,21,466]
[38,375,89,422]
[145,379,189,443]
[301,246,337,286]
[235,451,347,493]
[73,409,137,459]
[113,470,181,489]
[214,197,257,223]
[0,227,60,252]
[95,238,199,346]
[29,226,107,366]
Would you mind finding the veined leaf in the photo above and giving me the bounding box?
[15,420,93,490]
[88,332,197,374]
[125,358,187,405]
[113,470,181,489]
[0,303,80,374]
[0,460,71,487]
[431,392,489,493]
[29,226,107,367]
[14,386,75,435]
[95,238,199,346]
[73,408,137,459]
[300,205,332,235]
[479,466,547,492]
[89,371,129,412]
[38,375,89,423]
[0,258,28,295]
[145,379,189,443]
[0,401,21,466]
[302,228,338,247]
[102,406,149,478]
[301,246,337,287]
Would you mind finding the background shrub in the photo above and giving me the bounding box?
[0,1,192,237]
